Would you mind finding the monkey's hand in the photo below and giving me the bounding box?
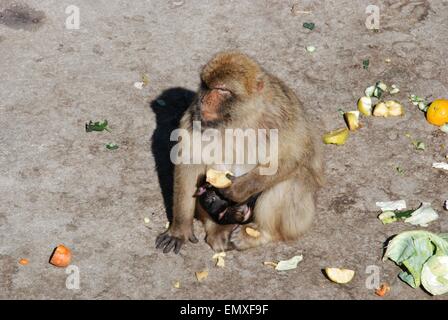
[155,226,198,254]
[220,160,299,203]
[219,175,259,204]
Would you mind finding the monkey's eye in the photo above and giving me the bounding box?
[215,88,232,96]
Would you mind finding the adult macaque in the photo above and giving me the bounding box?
[155,51,324,253]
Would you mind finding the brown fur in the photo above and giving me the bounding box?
[155,51,324,253]
[201,51,262,94]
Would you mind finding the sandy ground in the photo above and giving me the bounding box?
[1,0,448,300]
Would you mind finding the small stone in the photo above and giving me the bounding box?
[134,82,144,90]
[387,131,398,141]
[306,45,316,53]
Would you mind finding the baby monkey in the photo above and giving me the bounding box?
[194,183,258,225]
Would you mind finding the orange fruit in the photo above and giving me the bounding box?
[375,283,391,297]
[426,99,448,126]
[49,245,72,267]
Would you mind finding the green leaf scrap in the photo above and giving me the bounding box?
[379,204,439,227]
[105,143,119,150]
[85,120,110,133]
[412,140,425,151]
[373,81,387,99]
[378,209,414,225]
[303,22,315,30]
[409,95,430,112]
[363,59,370,70]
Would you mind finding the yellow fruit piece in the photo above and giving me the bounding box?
[263,261,278,268]
[385,100,404,116]
[212,252,226,268]
[142,74,150,86]
[173,281,181,289]
[358,96,373,116]
[344,111,360,131]
[245,227,261,238]
[195,270,209,282]
[206,169,233,188]
[325,267,355,284]
[426,99,448,126]
[323,128,349,145]
[212,252,226,259]
[216,256,225,268]
[373,102,388,117]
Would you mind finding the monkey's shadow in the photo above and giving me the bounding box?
[150,88,196,221]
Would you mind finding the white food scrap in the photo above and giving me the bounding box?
[376,200,407,211]
[275,255,303,271]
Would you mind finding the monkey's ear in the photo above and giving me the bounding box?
[256,80,264,92]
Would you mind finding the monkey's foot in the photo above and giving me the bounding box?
[229,224,269,251]
[206,234,235,252]
[204,224,236,252]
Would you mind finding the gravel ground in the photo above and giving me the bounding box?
[1,0,447,299]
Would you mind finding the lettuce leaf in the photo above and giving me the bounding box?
[401,237,434,287]
[421,256,448,295]
[399,270,417,288]
[404,203,439,227]
[384,231,448,289]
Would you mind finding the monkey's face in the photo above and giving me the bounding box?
[197,53,265,128]
[195,184,252,225]
[196,82,236,128]
[221,204,252,225]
